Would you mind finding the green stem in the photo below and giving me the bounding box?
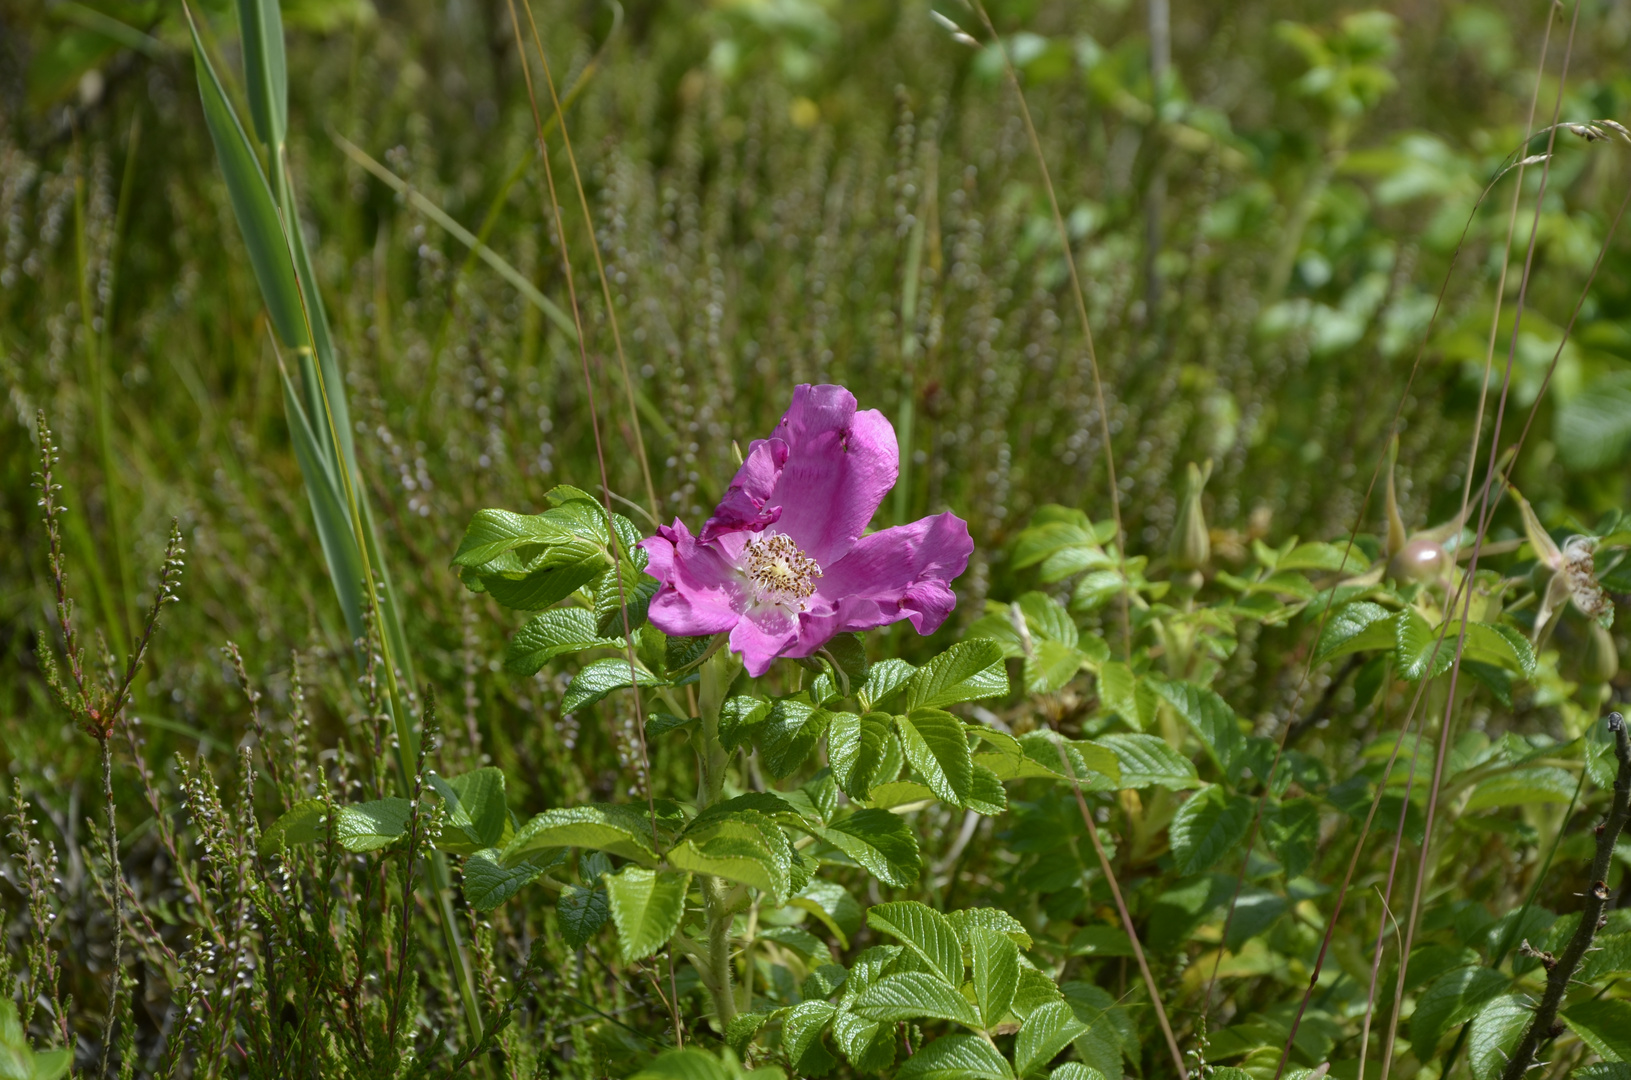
[75,169,134,653]
[701,875,737,1028]
[689,648,743,1028]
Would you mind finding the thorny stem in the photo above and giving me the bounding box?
[1500,712,1631,1080]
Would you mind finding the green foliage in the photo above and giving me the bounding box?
[4,0,1631,1076]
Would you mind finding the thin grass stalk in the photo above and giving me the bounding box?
[415,16,618,420]
[1437,767,1586,1074]
[964,0,1131,658]
[1266,126,1626,1066]
[1356,680,1415,1080]
[1383,10,1580,1067]
[1053,743,1188,1080]
[503,0,682,1042]
[1458,10,1555,525]
[1215,122,1529,1051]
[187,1,483,1036]
[894,139,936,529]
[519,0,659,523]
[73,157,134,655]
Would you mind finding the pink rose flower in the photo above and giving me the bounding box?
[641,384,973,676]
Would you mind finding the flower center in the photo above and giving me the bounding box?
[743,533,821,610]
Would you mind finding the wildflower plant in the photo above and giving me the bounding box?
[7,0,1631,1077]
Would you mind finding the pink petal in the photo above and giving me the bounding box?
[797,512,973,646]
[730,607,801,677]
[701,438,789,542]
[641,521,744,637]
[761,385,898,566]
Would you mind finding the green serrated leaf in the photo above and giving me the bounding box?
[1467,995,1531,1080]
[505,608,618,675]
[967,763,1008,815]
[562,658,667,712]
[1095,734,1201,790]
[834,1008,897,1072]
[626,1049,735,1080]
[760,699,829,778]
[1060,982,1125,1078]
[897,709,975,805]
[814,810,922,887]
[719,696,772,750]
[334,798,413,853]
[1149,678,1245,776]
[665,633,715,675]
[557,882,611,949]
[1396,607,1455,681]
[462,847,558,911]
[1169,784,1254,874]
[258,797,329,855]
[784,1001,839,1075]
[1464,766,1579,811]
[667,814,792,902]
[907,640,1010,710]
[1015,1000,1089,1077]
[593,566,658,638]
[948,908,1034,952]
[451,507,601,568]
[1411,966,1509,1055]
[725,1012,773,1059]
[1314,601,1397,664]
[428,767,509,852]
[29,1048,71,1080]
[866,901,965,985]
[830,711,895,800]
[504,804,657,865]
[1096,661,1154,729]
[605,866,690,962]
[969,926,1020,1028]
[859,658,918,712]
[1048,1066,1108,1080]
[1564,998,1631,1062]
[850,972,980,1026]
[896,1034,1013,1080]
[1460,622,1537,678]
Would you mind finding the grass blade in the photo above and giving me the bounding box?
[185,5,307,351]
[235,0,286,150]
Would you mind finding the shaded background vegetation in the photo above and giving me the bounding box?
[1,0,1629,1074]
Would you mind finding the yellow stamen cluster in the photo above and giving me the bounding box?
[743,533,822,610]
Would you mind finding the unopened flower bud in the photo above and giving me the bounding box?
[1583,622,1619,685]
[1169,460,1213,573]
[1387,537,1448,584]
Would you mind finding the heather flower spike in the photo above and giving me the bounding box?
[641,384,973,677]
